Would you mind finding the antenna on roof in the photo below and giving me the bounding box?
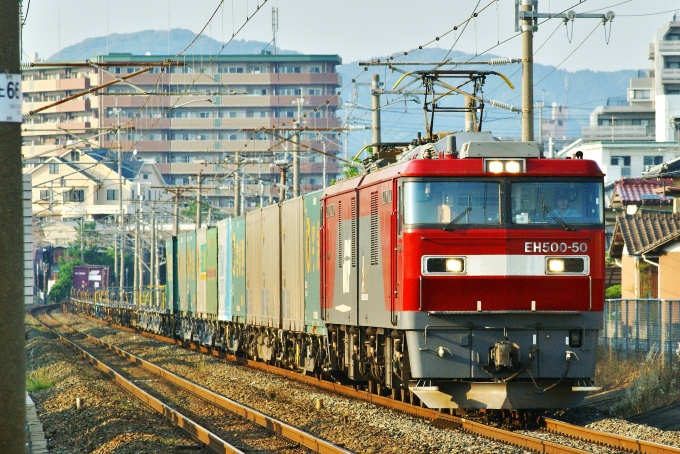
[272,7,279,55]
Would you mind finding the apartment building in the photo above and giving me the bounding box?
[582,14,680,142]
[22,53,343,213]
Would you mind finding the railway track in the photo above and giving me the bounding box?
[628,401,680,431]
[66,301,680,454]
[33,305,353,454]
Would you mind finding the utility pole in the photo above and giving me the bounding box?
[520,0,534,142]
[80,217,85,262]
[134,204,140,306]
[322,141,327,189]
[371,74,381,148]
[113,106,125,300]
[343,101,350,161]
[516,1,614,142]
[234,152,241,216]
[0,0,25,451]
[272,7,278,55]
[196,172,202,229]
[291,94,305,198]
[173,190,180,236]
[536,100,544,144]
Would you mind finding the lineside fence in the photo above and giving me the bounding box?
[601,299,680,367]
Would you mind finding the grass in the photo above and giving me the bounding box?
[595,346,680,417]
[26,368,56,392]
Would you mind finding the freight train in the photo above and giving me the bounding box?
[72,133,605,410]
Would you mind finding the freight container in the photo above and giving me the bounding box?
[196,228,207,316]
[72,265,109,290]
[178,232,188,313]
[217,219,231,321]
[206,226,218,317]
[304,190,325,334]
[281,198,304,331]
[245,209,263,326]
[262,205,281,328]
[231,215,247,322]
[165,237,178,313]
[186,230,197,315]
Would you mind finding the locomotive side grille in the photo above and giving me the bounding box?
[338,201,342,268]
[351,197,357,268]
[370,191,378,265]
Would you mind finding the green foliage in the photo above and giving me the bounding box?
[330,159,362,185]
[49,257,80,303]
[26,368,55,392]
[605,284,621,299]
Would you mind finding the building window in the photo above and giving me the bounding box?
[106,189,118,200]
[280,66,301,73]
[611,156,631,166]
[664,57,680,69]
[63,189,85,203]
[39,189,51,201]
[249,66,266,73]
[666,32,680,41]
[644,156,663,167]
[49,163,59,174]
[309,66,321,73]
[279,88,301,96]
[308,88,321,95]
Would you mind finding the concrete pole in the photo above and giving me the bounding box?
[371,74,381,148]
[173,190,179,236]
[80,217,85,263]
[537,101,544,144]
[293,130,300,198]
[117,108,125,299]
[234,152,241,216]
[196,172,202,229]
[150,211,155,290]
[464,94,476,132]
[0,1,26,451]
[134,207,139,306]
[322,142,327,189]
[521,0,535,142]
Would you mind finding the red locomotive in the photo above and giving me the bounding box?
[321,136,604,409]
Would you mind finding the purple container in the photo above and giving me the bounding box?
[72,265,109,290]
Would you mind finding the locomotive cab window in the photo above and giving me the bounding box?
[402,180,500,226]
[510,180,603,226]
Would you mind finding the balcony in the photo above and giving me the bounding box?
[660,68,680,82]
[23,99,90,115]
[658,41,680,53]
[582,125,655,141]
[22,77,90,93]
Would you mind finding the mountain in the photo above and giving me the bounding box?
[46,31,635,141]
[46,28,299,61]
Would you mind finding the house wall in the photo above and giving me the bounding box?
[659,242,680,299]
[621,250,637,298]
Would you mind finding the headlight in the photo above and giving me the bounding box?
[425,257,466,274]
[446,258,464,272]
[547,258,565,272]
[487,160,504,173]
[546,257,586,274]
[505,160,521,173]
[485,159,524,173]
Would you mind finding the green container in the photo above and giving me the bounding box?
[231,215,247,321]
[206,227,218,317]
[186,230,197,315]
[178,233,188,314]
[303,190,324,334]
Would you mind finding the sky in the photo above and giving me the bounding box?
[21,0,680,72]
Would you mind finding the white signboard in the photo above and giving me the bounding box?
[0,74,22,122]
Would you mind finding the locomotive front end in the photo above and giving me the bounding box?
[397,141,605,409]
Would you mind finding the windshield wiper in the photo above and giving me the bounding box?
[542,203,575,231]
[443,207,472,231]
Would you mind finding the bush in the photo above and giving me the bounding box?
[609,349,680,417]
[605,284,621,298]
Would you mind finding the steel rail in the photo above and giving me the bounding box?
[70,299,680,454]
[40,305,353,454]
[31,305,246,454]
[543,418,680,454]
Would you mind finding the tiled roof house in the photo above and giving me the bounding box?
[609,213,680,298]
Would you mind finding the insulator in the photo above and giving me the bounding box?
[487,58,513,66]
[489,100,517,112]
